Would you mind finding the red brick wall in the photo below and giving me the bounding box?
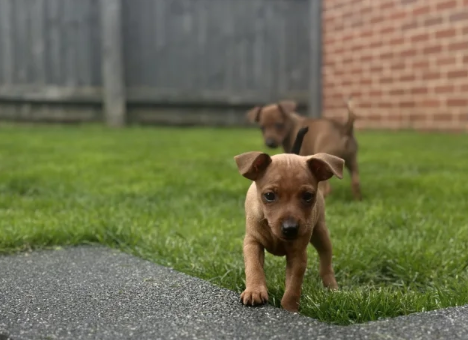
[322,0,468,132]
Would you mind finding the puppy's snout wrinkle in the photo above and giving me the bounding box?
[281,218,299,239]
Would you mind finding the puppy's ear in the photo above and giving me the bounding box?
[306,153,344,182]
[277,100,297,116]
[234,152,272,181]
[246,106,262,123]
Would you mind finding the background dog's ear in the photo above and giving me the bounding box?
[246,106,262,123]
[306,153,344,182]
[277,100,297,116]
[234,152,272,181]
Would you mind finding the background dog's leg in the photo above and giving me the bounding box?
[345,155,362,200]
[310,223,338,289]
[240,238,268,306]
[281,250,307,312]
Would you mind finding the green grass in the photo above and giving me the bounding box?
[0,124,467,325]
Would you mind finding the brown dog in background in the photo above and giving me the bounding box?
[234,127,344,312]
[246,99,361,200]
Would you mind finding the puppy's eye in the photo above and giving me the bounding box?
[263,192,276,202]
[275,123,284,130]
[302,192,315,203]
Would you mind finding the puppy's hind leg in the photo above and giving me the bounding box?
[346,154,362,200]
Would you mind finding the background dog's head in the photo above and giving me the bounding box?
[234,152,344,241]
[246,100,297,149]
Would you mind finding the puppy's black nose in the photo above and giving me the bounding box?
[281,219,299,239]
[265,139,278,148]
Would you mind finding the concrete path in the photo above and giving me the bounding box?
[0,246,467,340]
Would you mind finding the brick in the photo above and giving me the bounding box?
[436,56,457,66]
[380,26,395,34]
[411,87,428,94]
[435,28,457,38]
[447,99,468,106]
[351,43,364,51]
[400,101,415,108]
[388,113,402,122]
[420,99,441,108]
[402,21,419,30]
[370,65,384,72]
[400,48,417,57]
[434,84,455,93]
[360,54,373,62]
[413,5,431,16]
[370,15,384,24]
[391,62,406,70]
[390,37,406,45]
[422,72,441,80]
[424,17,443,26]
[450,11,468,22]
[408,113,427,121]
[461,84,468,91]
[411,33,430,43]
[390,88,406,95]
[367,114,383,122]
[436,0,457,10]
[360,29,373,38]
[381,77,394,84]
[370,40,383,48]
[380,51,394,60]
[433,113,452,121]
[390,11,407,20]
[351,19,364,28]
[448,41,468,51]
[361,78,373,85]
[378,102,393,108]
[361,6,372,15]
[401,74,417,81]
[423,45,443,54]
[412,60,430,69]
[369,90,383,97]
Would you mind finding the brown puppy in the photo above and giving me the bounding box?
[246,99,361,200]
[234,128,344,313]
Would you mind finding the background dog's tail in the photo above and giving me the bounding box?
[343,97,357,135]
[291,126,309,155]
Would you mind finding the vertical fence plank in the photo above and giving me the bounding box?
[45,0,64,85]
[101,0,126,127]
[0,0,15,84]
[30,0,46,85]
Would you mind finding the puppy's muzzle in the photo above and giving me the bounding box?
[281,218,299,239]
[265,138,278,148]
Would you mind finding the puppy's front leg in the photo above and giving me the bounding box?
[281,250,307,312]
[310,222,338,289]
[241,236,268,306]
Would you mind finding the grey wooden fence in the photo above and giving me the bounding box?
[0,0,322,126]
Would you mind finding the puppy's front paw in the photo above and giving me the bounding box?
[281,295,300,313]
[240,286,268,306]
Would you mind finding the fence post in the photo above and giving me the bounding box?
[100,0,126,127]
[308,0,323,118]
